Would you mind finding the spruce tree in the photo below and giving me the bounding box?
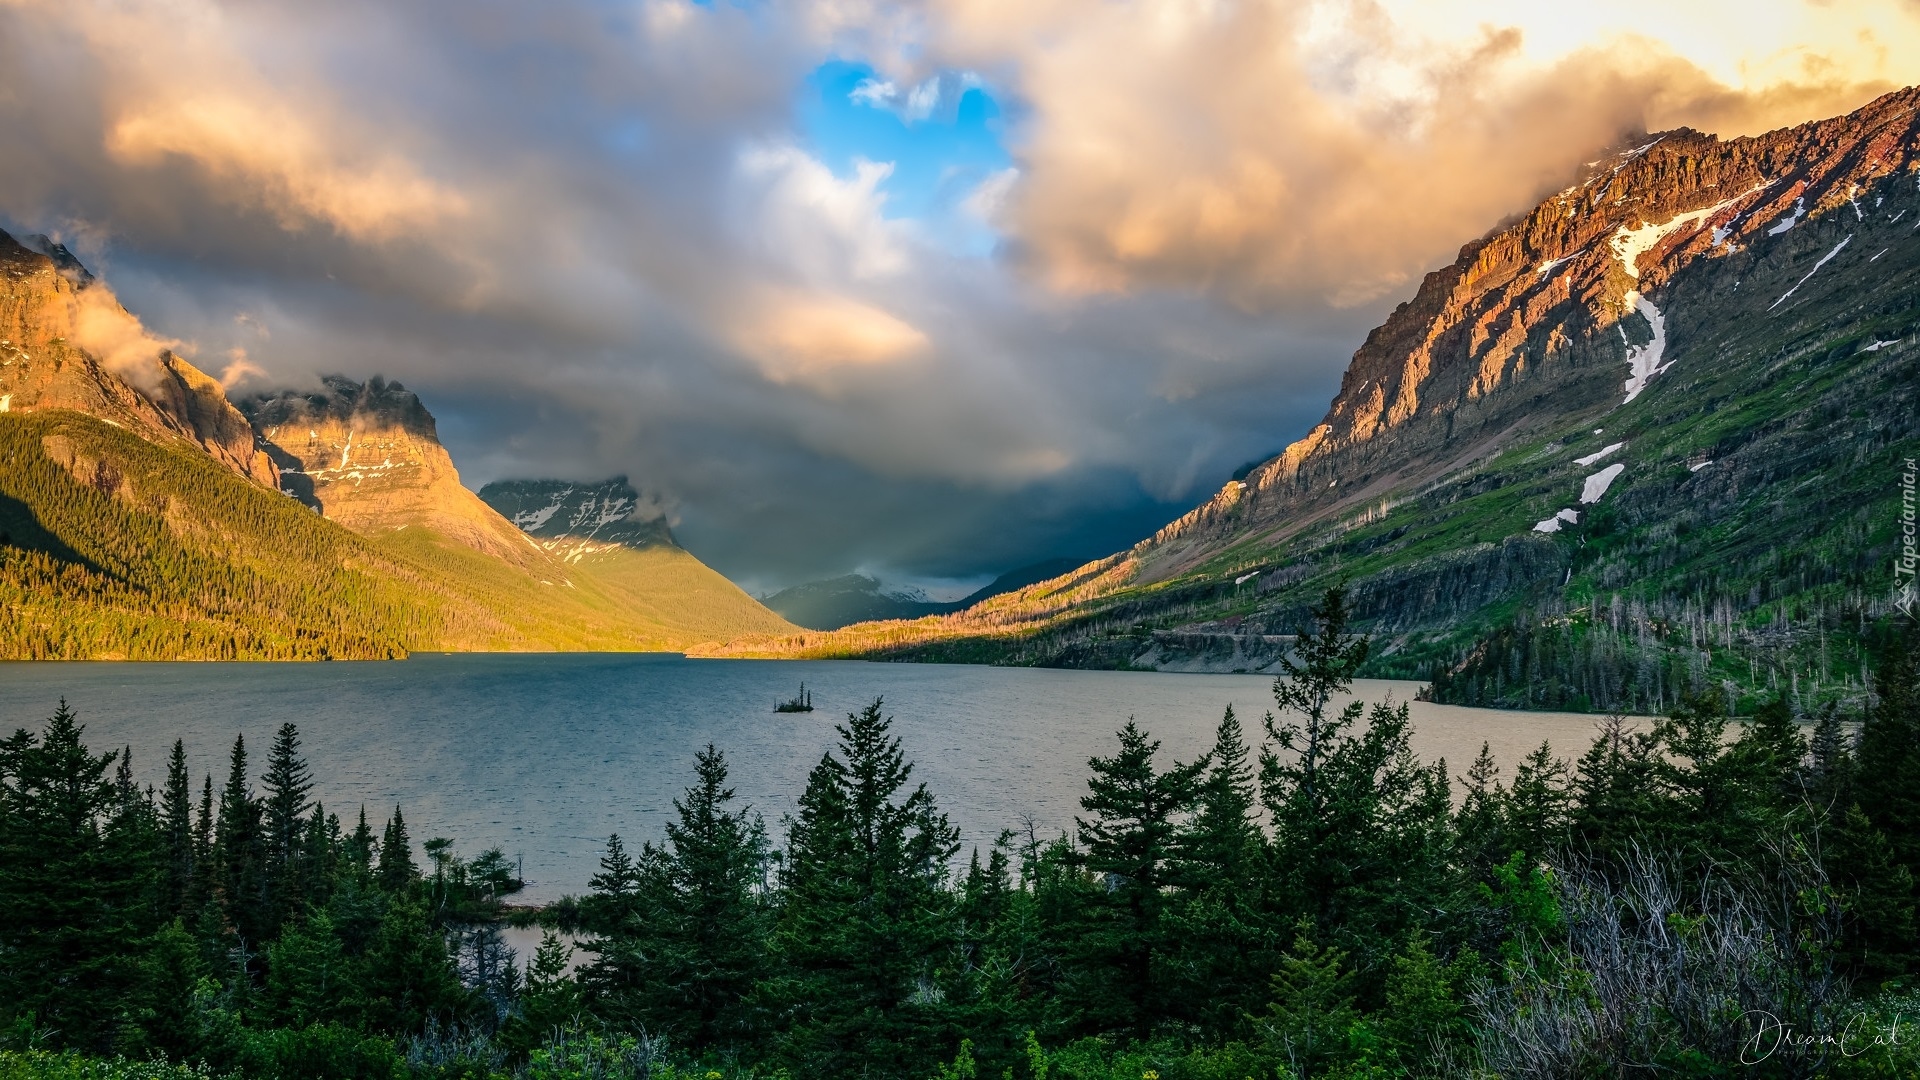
[161,739,195,915]
[0,701,140,1050]
[774,699,959,1077]
[377,805,417,892]
[214,733,267,947]
[1072,719,1202,1039]
[347,804,378,878]
[592,746,772,1053]
[1262,591,1452,967]
[190,773,216,914]
[1255,928,1360,1080]
[262,722,314,925]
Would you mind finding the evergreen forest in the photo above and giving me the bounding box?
[4,591,1918,1079]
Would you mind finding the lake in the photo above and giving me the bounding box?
[0,654,1620,902]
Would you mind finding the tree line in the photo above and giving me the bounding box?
[3,589,1917,1078]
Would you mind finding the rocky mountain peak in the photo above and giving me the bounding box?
[1136,85,1920,581]
[477,477,676,561]
[0,229,277,489]
[240,373,541,566]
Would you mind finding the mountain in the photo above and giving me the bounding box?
[763,559,1085,630]
[764,575,954,630]
[697,88,1920,714]
[0,230,278,488]
[0,233,794,658]
[477,478,798,644]
[478,477,675,554]
[241,375,541,567]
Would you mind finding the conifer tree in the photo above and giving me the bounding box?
[1072,719,1202,1039]
[0,701,140,1050]
[362,894,463,1033]
[215,733,267,947]
[1503,742,1572,867]
[1569,714,1663,866]
[161,739,195,915]
[262,722,314,924]
[581,833,642,934]
[1263,590,1452,966]
[1256,928,1360,1080]
[378,805,417,892]
[348,804,378,877]
[590,746,771,1053]
[774,698,959,1077]
[190,772,216,913]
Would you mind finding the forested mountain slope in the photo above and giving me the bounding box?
[0,235,791,657]
[701,88,1920,714]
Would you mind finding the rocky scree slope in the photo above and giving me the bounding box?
[699,88,1920,714]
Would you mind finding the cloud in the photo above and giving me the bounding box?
[105,96,468,241]
[218,348,267,390]
[734,291,930,383]
[2,0,1916,586]
[65,285,178,391]
[919,0,1920,309]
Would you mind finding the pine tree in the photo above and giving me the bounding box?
[592,746,772,1053]
[262,722,314,925]
[1072,719,1203,1039]
[161,739,195,915]
[214,733,267,948]
[0,701,142,1050]
[377,805,417,892]
[774,699,959,1077]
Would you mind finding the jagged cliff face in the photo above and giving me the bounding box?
[0,230,278,488]
[241,376,541,566]
[1136,87,1920,581]
[475,478,675,562]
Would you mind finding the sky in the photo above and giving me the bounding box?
[2,0,1917,595]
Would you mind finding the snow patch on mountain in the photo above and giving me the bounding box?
[1581,463,1626,504]
[1575,442,1625,467]
[1607,191,1752,278]
[1621,293,1671,404]
[1767,196,1806,235]
[1769,235,1852,311]
[1533,508,1580,534]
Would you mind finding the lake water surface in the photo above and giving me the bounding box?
[0,655,1620,901]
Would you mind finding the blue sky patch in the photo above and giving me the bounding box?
[800,60,1013,249]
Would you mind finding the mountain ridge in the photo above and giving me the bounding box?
[694,88,1920,713]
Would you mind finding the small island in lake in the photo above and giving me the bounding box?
[774,683,815,713]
